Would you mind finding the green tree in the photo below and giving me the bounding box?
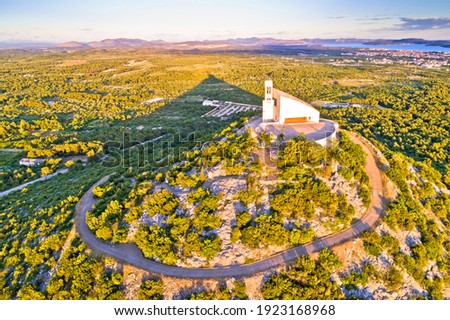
[138,279,164,300]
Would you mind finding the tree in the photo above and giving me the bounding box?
[200,234,222,260]
[318,248,342,271]
[241,213,288,248]
[89,272,124,300]
[235,211,251,228]
[232,281,248,300]
[17,284,46,300]
[138,279,164,300]
[144,189,179,216]
[384,267,403,291]
[41,166,53,177]
[134,226,177,265]
[289,227,315,246]
[261,255,344,300]
[260,130,272,147]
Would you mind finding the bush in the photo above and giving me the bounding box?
[232,281,248,300]
[339,167,354,181]
[144,189,179,216]
[138,279,164,300]
[288,227,315,246]
[384,267,403,291]
[186,291,217,300]
[270,178,338,219]
[342,271,368,290]
[113,226,128,243]
[89,272,124,300]
[96,226,113,241]
[134,226,177,265]
[360,231,383,256]
[193,195,221,230]
[230,227,241,244]
[241,214,288,248]
[186,187,210,205]
[17,284,46,300]
[200,234,222,260]
[235,211,251,228]
[261,255,344,300]
[319,248,342,271]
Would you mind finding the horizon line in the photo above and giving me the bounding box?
[2,36,450,45]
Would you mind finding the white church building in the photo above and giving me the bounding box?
[255,80,338,148]
[262,80,320,124]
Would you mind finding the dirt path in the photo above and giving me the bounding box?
[0,148,22,152]
[0,168,69,198]
[75,132,387,279]
[41,226,76,291]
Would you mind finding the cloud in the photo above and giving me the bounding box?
[356,17,392,21]
[78,28,93,32]
[397,17,450,30]
[327,16,346,19]
[358,22,378,25]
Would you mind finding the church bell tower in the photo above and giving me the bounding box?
[262,80,274,122]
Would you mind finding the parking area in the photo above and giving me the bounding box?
[202,100,261,118]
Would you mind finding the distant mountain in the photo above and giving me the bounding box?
[2,37,450,51]
[86,38,166,48]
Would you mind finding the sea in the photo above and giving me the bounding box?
[320,42,450,53]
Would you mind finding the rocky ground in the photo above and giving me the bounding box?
[115,133,450,299]
[126,156,370,269]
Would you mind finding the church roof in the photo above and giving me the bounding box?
[272,88,319,113]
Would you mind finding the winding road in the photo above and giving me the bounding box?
[75,132,387,279]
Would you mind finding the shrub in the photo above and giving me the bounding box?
[230,227,241,244]
[261,255,344,300]
[144,189,179,216]
[200,235,222,260]
[138,279,164,300]
[232,281,248,300]
[384,267,403,291]
[318,248,342,271]
[134,226,177,265]
[288,227,315,246]
[235,211,251,228]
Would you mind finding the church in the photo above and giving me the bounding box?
[262,80,320,124]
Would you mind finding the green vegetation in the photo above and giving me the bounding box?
[1,162,111,299]
[138,279,164,300]
[341,264,378,290]
[240,213,289,248]
[322,83,450,172]
[270,178,338,219]
[261,250,344,300]
[1,49,450,300]
[183,281,247,300]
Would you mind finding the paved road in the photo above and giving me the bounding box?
[0,168,69,198]
[75,132,386,279]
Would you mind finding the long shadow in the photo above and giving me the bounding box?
[100,74,262,143]
[101,74,262,169]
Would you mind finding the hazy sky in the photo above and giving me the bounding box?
[1,0,450,42]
